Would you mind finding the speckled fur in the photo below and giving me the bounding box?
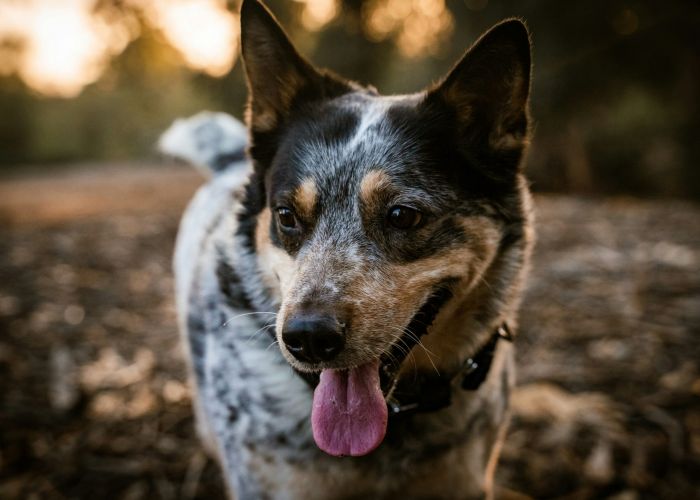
[166,1,534,498]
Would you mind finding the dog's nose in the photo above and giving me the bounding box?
[282,314,345,363]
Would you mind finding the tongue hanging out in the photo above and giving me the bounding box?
[311,360,388,457]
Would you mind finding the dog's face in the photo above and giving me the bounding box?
[239,0,531,375]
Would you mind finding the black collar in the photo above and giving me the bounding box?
[386,323,513,418]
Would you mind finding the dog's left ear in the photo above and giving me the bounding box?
[240,0,351,134]
[426,19,532,161]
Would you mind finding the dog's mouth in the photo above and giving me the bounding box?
[309,280,456,457]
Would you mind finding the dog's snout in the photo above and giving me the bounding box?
[282,314,345,363]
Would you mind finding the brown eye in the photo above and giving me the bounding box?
[387,205,422,229]
[277,207,297,229]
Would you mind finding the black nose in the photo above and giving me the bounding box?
[282,314,345,363]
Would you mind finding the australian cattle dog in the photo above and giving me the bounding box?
[161,0,534,497]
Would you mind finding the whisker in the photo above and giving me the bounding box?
[221,311,277,328]
[402,329,439,358]
[245,323,276,343]
[386,325,441,376]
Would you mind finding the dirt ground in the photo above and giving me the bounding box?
[1,165,699,499]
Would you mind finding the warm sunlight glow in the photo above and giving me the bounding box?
[363,0,454,57]
[0,0,132,98]
[0,0,238,97]
[142,0,239,77]
[293,0,340,31]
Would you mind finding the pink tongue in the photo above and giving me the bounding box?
[311,360,388,457]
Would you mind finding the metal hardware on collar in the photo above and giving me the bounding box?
[497,323,513,341]
[388,401,420,415]
[461,357,479,376]
[460,328,501,391]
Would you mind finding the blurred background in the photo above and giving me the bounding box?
[0,1,699,499]
[1,0,699,197]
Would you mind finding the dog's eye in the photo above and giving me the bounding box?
[387,205,422,229]
[277,207,297,229]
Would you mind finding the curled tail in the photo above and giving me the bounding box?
[158,111,248,176]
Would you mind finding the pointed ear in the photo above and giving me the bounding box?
[240,0,350,132]
[427,19,532,158]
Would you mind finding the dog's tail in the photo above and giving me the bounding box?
[158,111,248,177]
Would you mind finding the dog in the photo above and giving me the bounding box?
[161,0,534,498]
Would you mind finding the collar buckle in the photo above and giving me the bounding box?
[460,357,479,377]
[387,400,420,416]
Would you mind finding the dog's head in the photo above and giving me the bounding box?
[239,0,531,377]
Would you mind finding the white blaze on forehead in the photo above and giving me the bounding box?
[346,99,388,149]
[343,94,414,152]
[332,92,426,176]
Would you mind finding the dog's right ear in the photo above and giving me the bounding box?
[240,0,349,134]
[424,19,532,173]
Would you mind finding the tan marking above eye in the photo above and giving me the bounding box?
[293,177,318,217]
[359,169,392,208]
